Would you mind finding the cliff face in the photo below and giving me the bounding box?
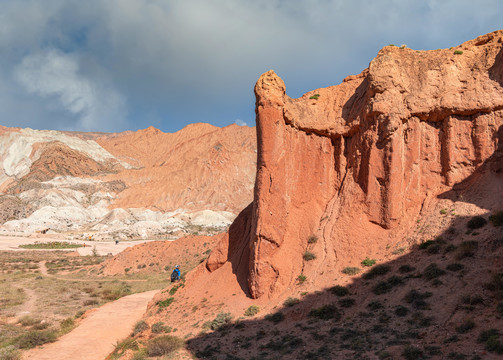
[208,30,503,299]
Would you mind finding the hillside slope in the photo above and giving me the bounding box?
[135,30,503,359]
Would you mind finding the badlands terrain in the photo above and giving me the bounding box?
[2,30,503,360]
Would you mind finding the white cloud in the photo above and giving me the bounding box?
[14,49,126,131]
[235,119,248,127]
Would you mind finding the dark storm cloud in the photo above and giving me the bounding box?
[1,0,502,132]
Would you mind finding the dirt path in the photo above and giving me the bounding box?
[13,287,37,320]
[22,289,158,360]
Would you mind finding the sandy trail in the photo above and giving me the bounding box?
[22,289,158,360]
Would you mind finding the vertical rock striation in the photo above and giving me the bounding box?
[207,30,503,299]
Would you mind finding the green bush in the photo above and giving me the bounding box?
[454,50,464,55]
[309,94,320,100]
[152,321,171,334]
[423,263,446,280]
[244,305,260,316]
[455,319,475,333]
[342,267,360,275]
[18,316,41,327]
[111,338,139,358]
[297,274,307,283]
[210,312,233,330]
[0,346,21,360]
[265,311,285,324]
[404,289,432,310]
[133,320,149,335]
[398,264,415,273]
[490,211,503,226]
[367,300,383,311]
[13,330,57,349]
[402,346,424,360]
[308,304,341,320]
[60,317,75,333]
[147,335,184,357]
[303,251,316,261]
[330,285,349,297]
[467,216,487,229]
[283,297,300,307]
[456,241,478,260]
[363,264,391,280]
[338,298,355,308]
[361,258,376,267]
[395,305,409,317]
[157,297,175,308]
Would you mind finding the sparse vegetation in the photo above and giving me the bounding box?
[309,94,320,100]
[307,235,318,244]
[361,257,376,267]
[308,304,340,321]
[489,211,503,226]
[265,311,285,324]
[456,241,478,260]
[454,50,464,55]
[455,319,475,333]
[283,297,300,307]
[152,321,171,334]
[303,251,316,261]
[210,312,233,330]
[342,267,360,275]
[157,297,175,308]
[244,305,260,316]
[297,274,307,283]
[147,335,184,357]
[12,329,58,349]
[330,285,349,296]
[133,320,149,335]
[423,263,446,280]
[363,264,391,280]
[467,216,487,229]
[19,241,83,249]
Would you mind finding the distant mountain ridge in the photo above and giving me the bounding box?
[0,123,256,239]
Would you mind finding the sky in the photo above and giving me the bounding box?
[1,0,502,133]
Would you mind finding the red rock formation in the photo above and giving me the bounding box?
[208,30,503,299]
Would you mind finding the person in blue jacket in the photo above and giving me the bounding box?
[171,265,181,282]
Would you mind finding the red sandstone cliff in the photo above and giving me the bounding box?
[205,30,503,299]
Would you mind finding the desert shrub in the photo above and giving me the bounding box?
[361,258,376,267]
[363,264,391,280]
[419,240,436,249]
[404,290,432,310]
[372,276,403,295]
[455,319,475,333]
[262,334,303,353]
[147,335,183,357]
[210,312,233,330]
[33,322,50,330]
[454,50,464,55]
[497,302,503,315]
[169,283,183,296]
[367,300,383,311]
[131,349,148,360]
[111,338,139,358]
[308,304,341,321]
[283,297,300,307]
[446,263,464,272]
[423,263,446,280]
[478,329,499,343]
[0,346,21,360]
[342,267,360,275]
[18,316,41,327]
[402,346,424,360]
[265,311,285,324]
[244,305,260,316]
[307,235,318,244]
[13,330,57,349]
[83,299,98,306]
[489,211,503,226]
[330,285,349,297]
[152,321,171,333]
[133,320,149,335]
[60,317,74,332]
[399,264,415,273]
[461,294,484,305]
[395,305,409,317]
[440,209,447,214]
[467,216,487,229]
[339,298,355,307]
[303,251,316,261]
[455,241,478,260]
[157,297,174,308]
[297,274,307,283]
[309,94,320,100]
